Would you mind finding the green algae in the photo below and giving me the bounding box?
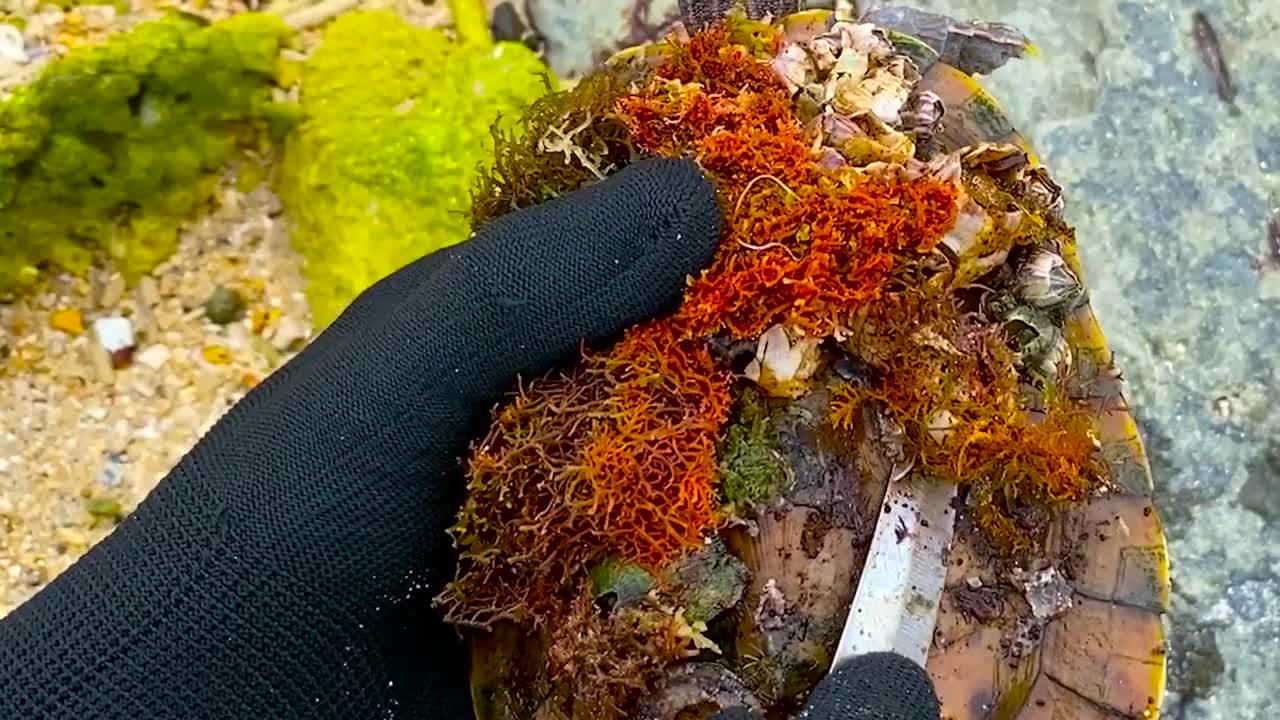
[0,12,295,298]
[719,388,787,509]
[277,10,550,329]
[590,557,656,607]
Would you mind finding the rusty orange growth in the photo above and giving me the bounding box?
[828,290,1104,552]
[440,327,732,626]
[440,18,962,625]
[616,29,958,339]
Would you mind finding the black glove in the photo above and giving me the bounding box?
[0,157,939,720]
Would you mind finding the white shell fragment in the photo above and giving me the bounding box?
[925,409,955,444]
[92,316,135,354]
[770,42,813,94]
[1012,566,1074,620]
[940,195,992,258]
[743,324,822,398]
[832,66,911,124]
[831,46,869,80]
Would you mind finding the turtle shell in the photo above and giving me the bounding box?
[891,15,1171,719]
[445,8,1169,720]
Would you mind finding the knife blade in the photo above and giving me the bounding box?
[831,468,957,669]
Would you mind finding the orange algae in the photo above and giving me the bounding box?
[440,327,732,626]
[439,18,960,626]
[830,284,1105,552]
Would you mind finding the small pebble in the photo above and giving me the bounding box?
[54,527,88,549]
[110,346,135,370]
[134,345,171,370]
[98,272,126,309]
[84,497,124,522]
[137,276,161,308]
[48,307,84,335]
[270,317,309,352]
[92,316,135,353]
[97,452,126,488]
[82,341,115,384]
[201,345,233,365]
[1211,395,1232,424]
[204,285,246,325]
[250,305,279,335]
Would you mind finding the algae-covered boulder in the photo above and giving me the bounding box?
[278,10,551,329]
[0,12,295,297]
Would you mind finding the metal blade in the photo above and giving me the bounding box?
[831,470,957,669]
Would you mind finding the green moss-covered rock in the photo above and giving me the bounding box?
[278,10,551,329]
[0,12,295,297]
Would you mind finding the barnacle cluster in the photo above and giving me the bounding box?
[439,9,1111,719]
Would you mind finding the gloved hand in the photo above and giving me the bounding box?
[710,652,942,720]
[0,157,940,720]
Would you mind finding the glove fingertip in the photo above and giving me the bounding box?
[591,156,722,281]
[802,652,942,720]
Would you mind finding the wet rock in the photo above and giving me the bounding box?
[636,663,763,720]
[527,0,680,77]
[1167,622,1224,706]
[590,557,656,609]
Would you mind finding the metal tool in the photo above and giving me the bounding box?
[831,469,957,669]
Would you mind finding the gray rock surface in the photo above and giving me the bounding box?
[530,1,1279,716]
[921,2,1279,717]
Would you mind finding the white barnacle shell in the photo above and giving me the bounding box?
[771,42,814,95]
[744,324,822,398]
[1015,248,1081,310]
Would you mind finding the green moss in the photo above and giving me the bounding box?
[445,0,491,47]
[277,10,551,329]
[719,387,786,508]
[0,12,295,297]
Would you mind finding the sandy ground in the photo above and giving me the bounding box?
[0,0,456,618]
[0,175,312,616]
